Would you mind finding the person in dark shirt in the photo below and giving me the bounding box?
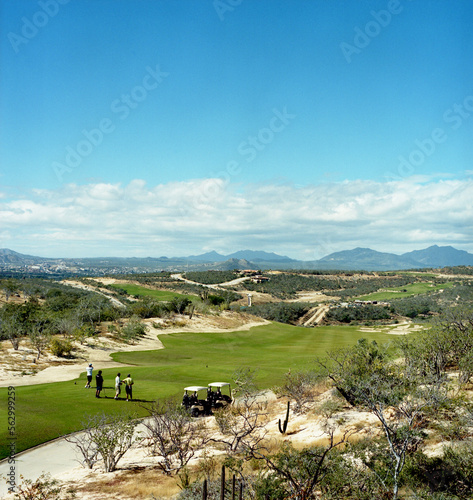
[95,370,103,398]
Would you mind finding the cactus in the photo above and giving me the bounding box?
[278,401,290,434]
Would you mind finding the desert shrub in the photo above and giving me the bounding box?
[167,297,192,314]
[128,297,167,318]
[49,338,73,357]
[320,446,392,499]
[119,316,147,343]
[208,294,225,306]
[317,397,345,418]
[247,302,310,324]
[403,445,473,498]
[13,472,77,499]
[390,295,439,318]
[326,305,391,323]
[66,412,138,473]
[73,324,95,344]
[275,370,319,413]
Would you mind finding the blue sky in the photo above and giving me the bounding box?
[1,0,473,259]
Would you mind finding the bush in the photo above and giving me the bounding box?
[49,338,73,357]
[128,297,167,318]
[14,472,77,499]
[317,397,345,418]
[326,305,391,324]
[390,295,439,318]
[403,446,473,498]
[275,370,319,413]
[168,297,192,314]
[208,294,225,306]
[247,302,311,324]
[120,316,147,343]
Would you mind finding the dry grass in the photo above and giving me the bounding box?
[75,467,180,499]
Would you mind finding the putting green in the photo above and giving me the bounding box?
[0,323,398,460]
[357,282,454,301]
[110,283,195,301]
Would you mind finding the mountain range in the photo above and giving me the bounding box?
[1,245,473,273]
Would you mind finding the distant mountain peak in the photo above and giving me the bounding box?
[402,245,473,267]
[186,251,227,262]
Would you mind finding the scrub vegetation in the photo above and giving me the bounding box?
[1,267,473,498]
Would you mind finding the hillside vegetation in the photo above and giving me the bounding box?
[1,268,473,498]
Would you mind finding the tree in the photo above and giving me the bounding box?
[67,412,138,472]
[316,339,448,499]
[54,315,78,338]
[168,297,192,314]
[0,305,21,349]
[0,302,41,350]
[75,295,111,330]
[143,400,208,475]
[398,307,473,386]
[250,430,352,500]
[28,321,51,360]
[210,367,269,456]
[276,369,318,414]
[1,279,18,302]
[232,366,259,399]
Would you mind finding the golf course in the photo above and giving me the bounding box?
[0,322,396,460]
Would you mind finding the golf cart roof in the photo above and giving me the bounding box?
[208,382,231,388]
[184,386,208,392]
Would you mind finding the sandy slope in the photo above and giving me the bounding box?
[0,312,268,388]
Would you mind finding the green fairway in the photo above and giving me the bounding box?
[110,283,195,301]
[357,282,454,301]
[0,323,399,460]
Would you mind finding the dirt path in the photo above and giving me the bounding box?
[61,280,126,309]
[171,273,250,290]
[301,304,330,326]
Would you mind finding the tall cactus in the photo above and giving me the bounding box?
[278,401,290,434]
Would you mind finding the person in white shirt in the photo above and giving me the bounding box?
[85,363,93,388]
[114,373,122,399]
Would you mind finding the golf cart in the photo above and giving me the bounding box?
[207,382,233,409]
[182,386,212,417]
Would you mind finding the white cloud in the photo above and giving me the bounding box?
[1,177,472,259]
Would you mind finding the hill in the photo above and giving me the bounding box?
[315,247,420,271]
[1,245,473,273]
[402,244,473,267]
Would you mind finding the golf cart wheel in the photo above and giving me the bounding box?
[191,408,200,417]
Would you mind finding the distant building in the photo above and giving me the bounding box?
[251,275,270,283]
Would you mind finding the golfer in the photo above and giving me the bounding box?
[85,363,93,388]
[114,372,122,400]
[95,370,103,398]
[122,374,134,401]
